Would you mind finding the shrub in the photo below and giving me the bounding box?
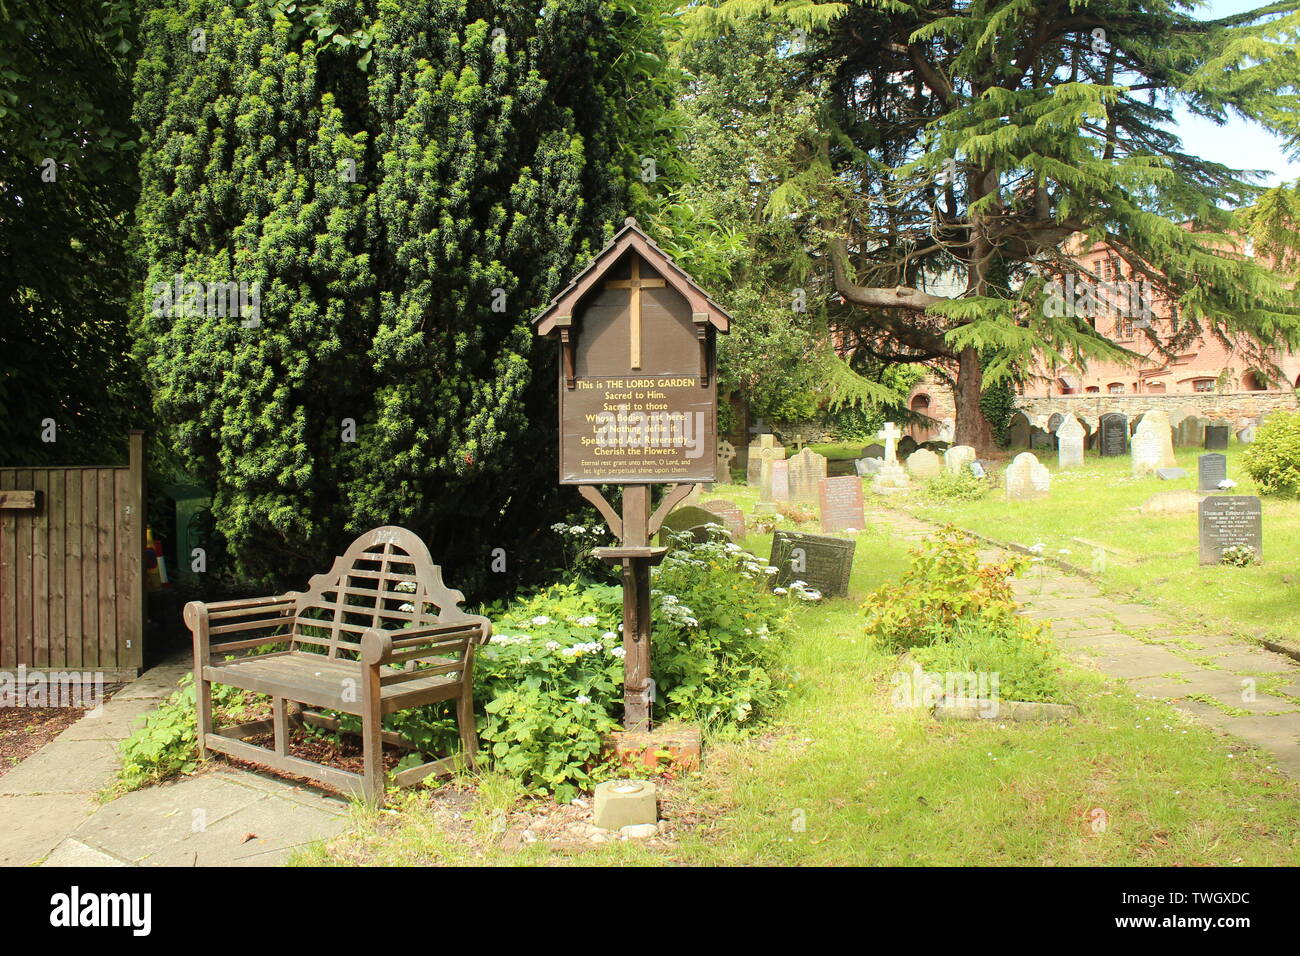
[862,526,1044,651]
[921,469,988,502]
[1242,411,1300,498]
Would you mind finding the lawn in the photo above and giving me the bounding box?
[900,444,1300,653]
[296,514,1300,866]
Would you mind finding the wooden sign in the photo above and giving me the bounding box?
[0,490,39,510]
[534,218,732,731]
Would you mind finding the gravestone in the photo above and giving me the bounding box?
[871,422,911,493]
[1204,424,1230,450]
[1198,495,1263,565]
[1056,414,1085,468]
[862,443,885,459]
[854,457,883,477]
[818,476,865,533]
[1008,411,1032,449]
[701,499,745,540]
[1030,422,1054,450]
[937,418,955,442]
[657,505,730,546]
[969,460,987,479]
[1131,409,1176,476]
[747,434,786,488]
[906,448,942,479]
[787,447,828,504]
[1098,412,1128,456]
[1156,468,1187,480]
[944,444,976,475]
[1005,452,1050,500]
[897,435,919,458]
[1048,412,1064,434]
[716,440,736,480]
[1237,422,1257,444]
[768,459,790,502]
[769,530,856,598]
[1174,413,1204,448]
[1198,453,1227,493]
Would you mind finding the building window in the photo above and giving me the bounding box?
[1085,386,1100,393]
[1108,382,1125,394]
[1192,379,1215,393]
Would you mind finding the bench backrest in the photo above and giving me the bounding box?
[286,526,480,660]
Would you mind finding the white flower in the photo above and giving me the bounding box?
[610,647,626,659]
[550,522,567,533]
[773,587,788,595]
[575,695,591,705]
[724,543,743,553]
[765,566,779,575]
[662,594,680,605]
[394,580,417,593]
[570,526,587,535]
[602,631,618,641]
[576,615,598,627]
[684,617,699,627]
[1028,542,1045,555]
[399,602,414,612]
[531,615,551,626]
[1219,478,1238,490]
[545,641,560,651]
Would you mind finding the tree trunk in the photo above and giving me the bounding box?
[953,345,996,456]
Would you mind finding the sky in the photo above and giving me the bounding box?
[1170,0,1300,186]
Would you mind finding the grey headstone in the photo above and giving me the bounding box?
[768,530,856,598]
[1204,424,1230,450]
[1198,495,1262,565]
[969,461,987,479]
[1198,453,1227,492]
[658,505,730,547]
[1098,413,1128,456]
[897,435,919,458]
[1008,412,1032,449]
[854,457,883,476]
[861,443,885,459]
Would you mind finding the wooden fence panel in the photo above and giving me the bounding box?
[0,432,145,678]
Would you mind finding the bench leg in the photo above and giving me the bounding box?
[193,671,212,760]
[361,668,384,805]
[272,697,288,757]
[457,687,478,771]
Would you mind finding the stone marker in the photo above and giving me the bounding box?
[1030,423,1054,450]
[1098,412,1128,456]
[1047,412,1064,434]
[818,476,865,533]
[897,435,918,458]
[1140,490,1200,515]
[1156,468,1187,480]
[1197,453,1227,493]
[701,499,745,540]
[969,460,987,479]
[768,459,790,502]
[747,434,785,487]
[1005,452,1050,500]
[1173,413,1205,448]
[716,440,736,479]
[1204,423,1230,450]
[1237,422,1257,444]
[657,505,730,546]
[787,447,828,504]
[944,444,976,475]
[1008,411,1032,449]
[938,418,955,442]
[871,422,911,493]
[862,443,884,459]
[1056,414,1085,468]
[1198,495,1263,565]
[1131,409,1176,476]
[906,448,942,479]
[854,457,883,477]
[769,530,856,598]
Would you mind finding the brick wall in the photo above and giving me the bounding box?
[1014,390,1299,428]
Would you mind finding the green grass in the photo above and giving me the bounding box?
[295,518,1300,866]
[903,444,1300,649]
[807,441,866,461]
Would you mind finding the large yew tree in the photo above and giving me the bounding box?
[690,0,1300,452]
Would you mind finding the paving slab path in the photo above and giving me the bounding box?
[866,505,1300,776]
[1,657,348,867]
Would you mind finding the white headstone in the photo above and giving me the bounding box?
[906,448,942,478]
[1006,452,1051,500]
[877,422,902,464]
[1056,414,1085,468]
[1131,409,1177,476]
[944,444,976,475]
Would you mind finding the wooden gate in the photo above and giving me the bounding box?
[0,431,145,679]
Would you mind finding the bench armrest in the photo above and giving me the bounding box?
[184,595,296,662]
[360,616,491,668]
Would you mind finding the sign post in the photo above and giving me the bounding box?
[534,219,731,731]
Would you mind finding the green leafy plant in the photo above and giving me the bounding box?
[1242,411,1300,498]
[921,469,989,502]
[862,526,1043,651]
[912,619,1063,704]
[1220,544,1259,567]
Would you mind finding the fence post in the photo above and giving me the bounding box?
[128,430,145,672]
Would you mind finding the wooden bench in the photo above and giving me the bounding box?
[183,526,491,803]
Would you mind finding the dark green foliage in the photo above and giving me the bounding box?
[0,0,146,466]
[979,374,1017,450]
[133,0,666,595]
[1243,410,1300,498]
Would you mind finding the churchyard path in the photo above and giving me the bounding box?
[865,505,1300,777]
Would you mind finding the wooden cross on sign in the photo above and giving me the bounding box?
[604,256,665,369]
